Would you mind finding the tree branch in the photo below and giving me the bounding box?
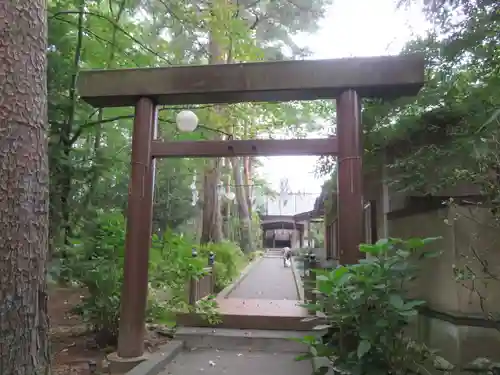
[49,10,174,65]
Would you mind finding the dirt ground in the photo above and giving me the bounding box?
[49,286,171,375]
[49,286,106,375]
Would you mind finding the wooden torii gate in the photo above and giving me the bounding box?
[77,55,425,360]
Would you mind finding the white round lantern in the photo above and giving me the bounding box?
[224,191,236,201]
[176,110,199,132]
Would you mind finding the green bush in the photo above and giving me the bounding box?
[56,212,125,343]
[198,241,245,291]
[53,212,217,345]
[300,237,442,375]
[247,250,264,262]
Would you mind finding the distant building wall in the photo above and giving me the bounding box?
[262,193,318,216]
[260,192,319,250]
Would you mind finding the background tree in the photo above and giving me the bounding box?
[315,0,500,331]
[0,1,50,374]
[46,0,335,256]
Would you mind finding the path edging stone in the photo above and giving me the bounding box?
[124,340,184,375]
[290,257,305,301]
[217,256,264,299]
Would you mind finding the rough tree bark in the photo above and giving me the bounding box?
[200,160,224,243]
[200,27,224,244]
[243,156,253,213]
[0,1,50,375]
[231,157,254,252]
[242,123,252,213]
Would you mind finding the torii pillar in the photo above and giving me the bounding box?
[337,90,364,264]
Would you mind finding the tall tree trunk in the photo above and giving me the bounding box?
[0,1,50,374]
[200,23,224,244]
[243,156,253,213]
[224,167,232,240]
[231,157,254,252]
[242,123,252,213]
[51,0,85,247]
[201,160,223,243]
[84,0,125,214]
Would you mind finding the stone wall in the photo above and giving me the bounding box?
[387,205,500,364]
[361,164,500,365]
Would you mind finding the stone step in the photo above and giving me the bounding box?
[177,299,323,332]
[266,249,285,258]
[177,311,319,331]
[158,347,313,375]
[176,327,317,353]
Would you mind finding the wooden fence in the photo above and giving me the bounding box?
[324,200,377,260]
[303,253,319,309]
[188,250,216,305]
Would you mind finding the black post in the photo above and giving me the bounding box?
[208,251,216,293]
[308,253,318,306]
[189,248,198,304]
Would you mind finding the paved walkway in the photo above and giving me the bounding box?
[156,254,312,375]
[225,256,299,300]
[160,348,311,375]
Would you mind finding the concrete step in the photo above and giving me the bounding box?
[176,327,317,353]
[266,249,284,258]
[177,299,322,331]
[177,312,318,331]
[159,348,313,375]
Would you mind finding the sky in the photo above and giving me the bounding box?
[259,0,429,196]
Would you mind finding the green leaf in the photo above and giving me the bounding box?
[399,309,419,317]
[396,249,411,258]
[405,238,425,248]
[375,319,389,327]
[358,258,377,265]
[299,335,318,344]
[313,324,332,331]
[403,300,426,310]
[422,236,443,244]
[337,273,352,285]
[422,250,443,258]
[357,340,371,358]
[359,243,375,253]
[389,294,405,309]
[331,266,349,280]
[375,238,389,246]
[295,353,312,361]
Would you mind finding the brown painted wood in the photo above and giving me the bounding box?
[78,55,425,107]
[337,90,364,264]
[117,98,156,358]
[324,222,331,259]
[151,138,339,158]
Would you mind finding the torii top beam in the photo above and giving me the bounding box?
[77,54,425,107]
